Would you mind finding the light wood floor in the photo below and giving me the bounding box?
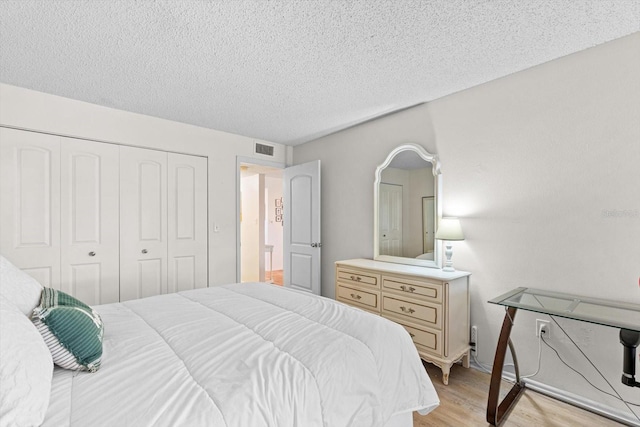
[414,362,624,426]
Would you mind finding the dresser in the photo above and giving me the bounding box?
[335,258,471,385]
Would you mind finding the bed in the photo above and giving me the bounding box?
[1,257,439,427]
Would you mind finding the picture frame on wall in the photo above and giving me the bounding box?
[276,198,282,207]
[276,215,282,222]
[276,207,282,216]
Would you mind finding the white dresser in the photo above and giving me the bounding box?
[335,258,471,385]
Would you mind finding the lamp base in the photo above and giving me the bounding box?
[442,243,455,272]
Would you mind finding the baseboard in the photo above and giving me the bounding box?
[469,361,640,426]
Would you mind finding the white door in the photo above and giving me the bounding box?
[0,128,61,288]
[422,196,435,254]
[167,153,208,292]
[379,183,403,256]
[240,173,261,282]
[60,138,120,305]
[283,160,321,295]
[119,146,168,301]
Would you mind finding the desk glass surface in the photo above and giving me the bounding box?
[489,287,640,332]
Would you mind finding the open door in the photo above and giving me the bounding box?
[283,160,321,295]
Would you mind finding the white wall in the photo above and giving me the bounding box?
[0,83,286,285]
[293,33,640,416]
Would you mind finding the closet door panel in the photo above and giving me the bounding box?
[0,128,61,288]
[168,153,208,293]
[138,258,164,298]
[60,138,119,305]
[120,146,168,301]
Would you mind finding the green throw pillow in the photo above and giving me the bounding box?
[32,288,104,372]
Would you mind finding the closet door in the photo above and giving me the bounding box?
[60,138,119,305]
[119,146,168,301]
[168,153,208,292]
[0,128,61,288]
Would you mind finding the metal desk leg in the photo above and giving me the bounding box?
[487,307,526,426]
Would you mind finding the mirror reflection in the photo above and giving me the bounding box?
[374,144,441,268]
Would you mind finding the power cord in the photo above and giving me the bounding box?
[470,314,541,378]
[473,352,493,374]
[473,333,542,381]
[541,335,640,409]
[528,294,640,422]
[520,330,542,379]
[471,319,639,420]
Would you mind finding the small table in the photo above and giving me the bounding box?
[486,287,640,426]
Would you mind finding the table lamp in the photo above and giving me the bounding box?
[435,217,464,272]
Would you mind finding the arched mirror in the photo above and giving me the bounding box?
[374,143,442,268]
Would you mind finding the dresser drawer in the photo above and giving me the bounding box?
[387,316,443,356]
[382,276,443,303]
[336,267,380,288]
[382,295,442,329]
[337,285,380,310]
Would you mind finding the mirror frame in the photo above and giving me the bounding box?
[373,143,442,269]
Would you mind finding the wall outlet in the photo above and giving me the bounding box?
[536,319,550,338]
[471,325,478,355]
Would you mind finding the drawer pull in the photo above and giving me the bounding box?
[349,275,362,282]
[400,285,416,293]
[400,306,416,314]
[350,293,362,300]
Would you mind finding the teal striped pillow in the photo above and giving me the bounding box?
[32,288,103,372]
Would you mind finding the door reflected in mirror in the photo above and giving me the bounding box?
[422,196,435,257]
[374,144,441,268]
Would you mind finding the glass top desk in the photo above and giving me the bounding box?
[486,287,640,426]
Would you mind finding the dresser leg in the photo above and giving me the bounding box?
[462,350,470,368]
[441,363,452,385]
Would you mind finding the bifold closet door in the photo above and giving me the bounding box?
[60,138,119,305]
[119,146,168,301]
[0,128,61,288]
[168,153,208,292]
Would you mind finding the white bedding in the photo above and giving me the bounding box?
[43,283,438,426]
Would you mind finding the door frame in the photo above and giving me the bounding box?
[235,156,285,283]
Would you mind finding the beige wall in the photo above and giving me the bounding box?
[294,33,640,415]
[0,83,286,285]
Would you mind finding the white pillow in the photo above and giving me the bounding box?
[0,255,43,316]
[0,294,53,427]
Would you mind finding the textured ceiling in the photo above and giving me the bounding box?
[0,1,638,146]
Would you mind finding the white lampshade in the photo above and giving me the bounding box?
[435,217,464,241]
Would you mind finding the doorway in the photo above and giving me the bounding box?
[239,162,284,285]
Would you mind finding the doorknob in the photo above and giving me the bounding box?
[310,242,322,248]
[141,249,148,254]
[88,251,96,257]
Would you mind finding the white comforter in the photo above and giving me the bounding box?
[43,283,438,426]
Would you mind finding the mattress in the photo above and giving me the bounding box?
[43,283,438,426]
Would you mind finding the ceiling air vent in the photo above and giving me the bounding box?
[255,143,274,156]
